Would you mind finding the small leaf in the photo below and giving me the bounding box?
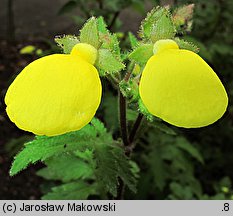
[80,17,100,48]
[128,44,153,65]
[175,38,199,53]
[128,32,139,49]
[42,182,97,200]
[151,11,176,42]
[97,16,108,34]
[97,17,121,57]
[140,6,165,40]
[138,99,154,122]
[96,49,125,76]
[55,35,79,54]
[173,4,194,33]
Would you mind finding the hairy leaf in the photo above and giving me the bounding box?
[55,35,79,54]
[36,153,93,182]
[140,7,165,40]
[42,182,97,200]
[95,143,137,197]
[80,17,100,48]
[96,49,125,75]
[10,118,107,176]
[175,38,199,53]
[173,4,194,33]
[151,11,176,42]
[128,32,139,49]
[128,44,153,66]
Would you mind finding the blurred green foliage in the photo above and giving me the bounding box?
[57,0,155,30]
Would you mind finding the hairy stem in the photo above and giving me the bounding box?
[119,91,129,146]
[128,113,144,146]
[117,69,144,198]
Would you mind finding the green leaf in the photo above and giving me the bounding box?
[175,38,199,53]
[42,182,97,200]
[128,32,139,49]
[58,0,77,15]
[80,17,100,48]
[140,7,176,42]
[55,35,79,54]
[151,11,176,42]
[112,146,138,193]
[175,137,204,164]
[172,4,194,33]
[36,153,93,182]
[140,7,165,40]
[97,17,121,57]
[95,144,119,196]
[95,143,137,197]
[10,118,107,176]
[96,49,125,75]
[10,133,86,176]
[128,44,153,65]
[97,16,108,34]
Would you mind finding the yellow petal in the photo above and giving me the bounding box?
[139,40,228,128]
[5,52,102,136]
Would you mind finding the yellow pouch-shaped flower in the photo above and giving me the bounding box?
[5,43,102,136]
[139,39,228,128]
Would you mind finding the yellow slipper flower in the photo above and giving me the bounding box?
[139,39,228,128]
[5,43,102,136]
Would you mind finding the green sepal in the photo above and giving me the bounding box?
[175,38,199,53]
[139,6,165,40]
[97,17,121,57]
[151,10,176,42]
[128,44,153,66]
[80,17,100,49]
[128,32,139,49]
[139,7,176,43]
[95,49,125,76]
[55,35,79,54]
